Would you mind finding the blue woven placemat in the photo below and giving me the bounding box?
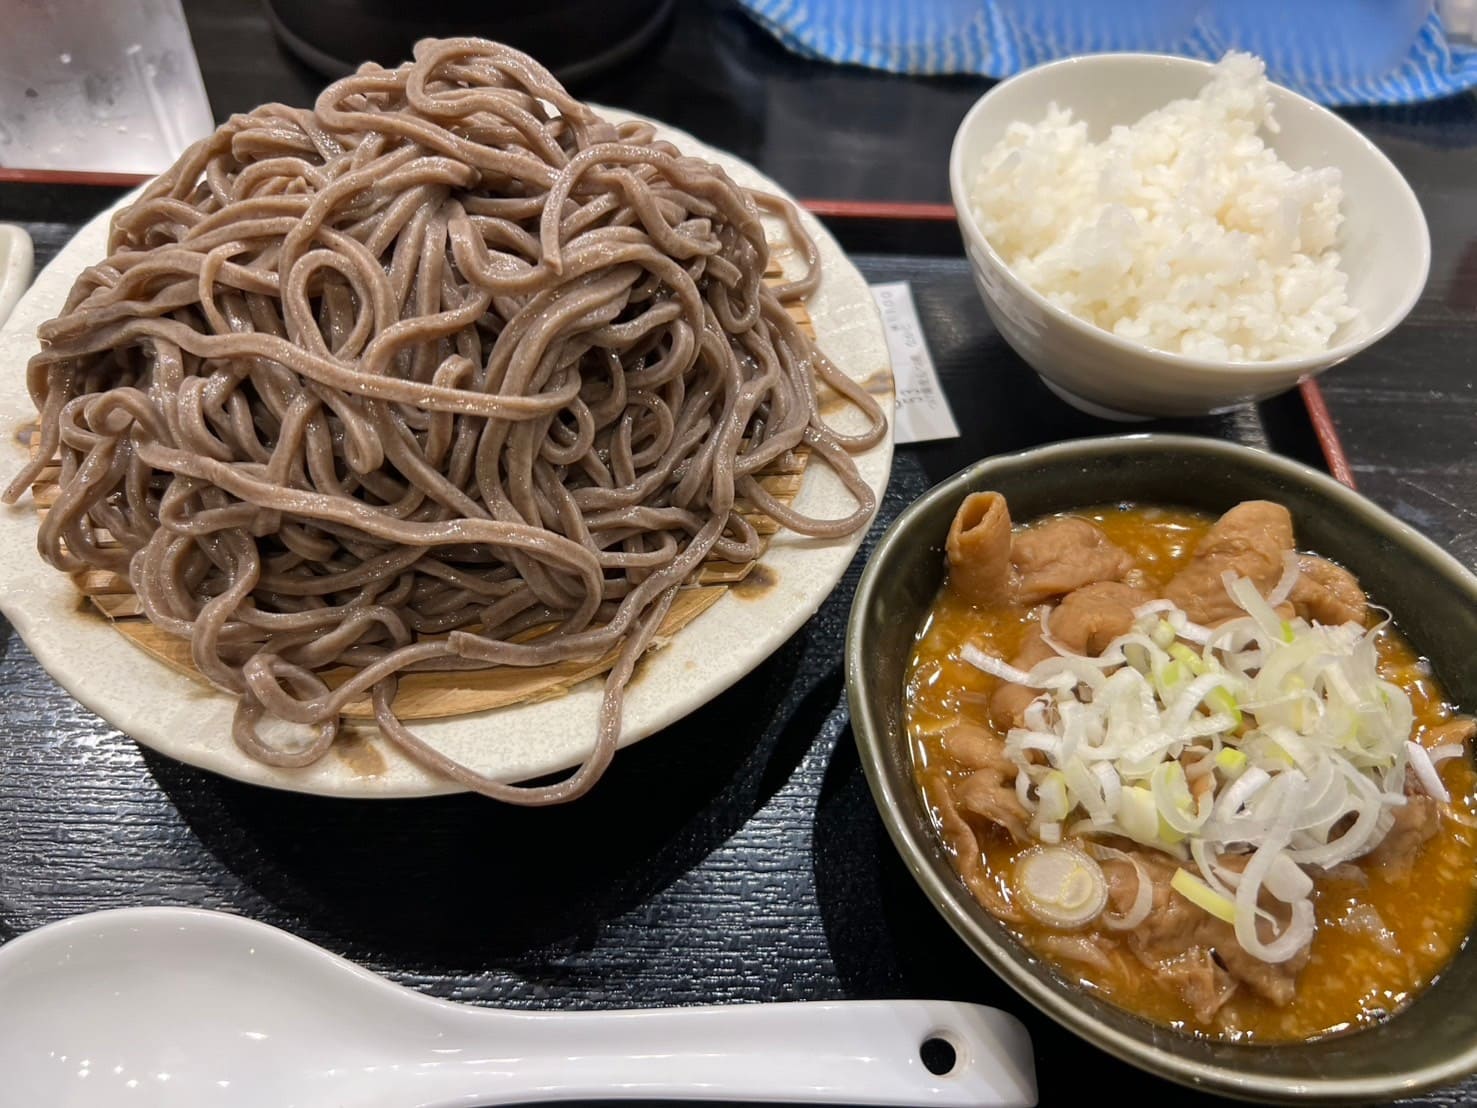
[739,1,1477,105]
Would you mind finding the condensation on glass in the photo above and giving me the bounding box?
[0,0,213,174]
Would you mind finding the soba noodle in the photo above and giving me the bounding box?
[5,37,886,803]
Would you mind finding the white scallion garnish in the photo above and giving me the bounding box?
[1407,740,1451,804]
[974,572,1432,964]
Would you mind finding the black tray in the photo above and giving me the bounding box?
[0,185,1464,1107]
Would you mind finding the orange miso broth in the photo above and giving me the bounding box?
[905,503,1477,1041]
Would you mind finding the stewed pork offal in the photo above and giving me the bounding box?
[905,496,1477,1041]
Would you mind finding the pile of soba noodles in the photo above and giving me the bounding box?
[5,37,886,803]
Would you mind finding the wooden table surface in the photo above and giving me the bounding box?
[1,2,1475,1105]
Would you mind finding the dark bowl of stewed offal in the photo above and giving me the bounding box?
[846,433,1477,1103]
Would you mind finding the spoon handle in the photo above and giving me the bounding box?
[450,999,1035,1107]
[0,224,35,330]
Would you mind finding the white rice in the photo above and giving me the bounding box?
[970,53,1358,362]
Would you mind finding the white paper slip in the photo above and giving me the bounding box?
[870,281,960,444]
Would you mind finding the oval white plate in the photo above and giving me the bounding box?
[0,113,895,798]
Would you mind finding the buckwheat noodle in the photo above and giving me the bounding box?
[6,38,886,803]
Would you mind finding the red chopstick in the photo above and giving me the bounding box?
[0,168,152,187]
[1299,380,1356,490]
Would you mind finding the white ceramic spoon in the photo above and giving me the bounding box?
[0,224,34,329]
[0,907,1037,1107]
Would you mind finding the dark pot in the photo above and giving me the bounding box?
[263,0,675,83]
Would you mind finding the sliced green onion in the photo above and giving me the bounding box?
[1215,747,1247,774]
[1225,572,1284,642]
[1267,551,1302,606]
[1406,741,1451,803]
[1158,817,1187,847]
[1151,619,1177,650]
[994,569,1425,969]
[1159,658,1185,690]
[1014,846,1108,929]
[960,643,1036,685]
[1117,786,1160,844]
[1036,770,1070,822]
[1169,643,1206,675]
[1172,867,1237,924]
[1091,845,1154,931]
[1206,686,1242,726]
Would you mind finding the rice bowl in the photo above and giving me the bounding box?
[969,53,1357,364]
[948,52,1429,419]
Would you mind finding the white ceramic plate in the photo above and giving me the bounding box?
[0,113,895,798]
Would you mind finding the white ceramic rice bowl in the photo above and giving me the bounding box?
[948,52,1430,419]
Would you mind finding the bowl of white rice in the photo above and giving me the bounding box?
[948,52,1429,419]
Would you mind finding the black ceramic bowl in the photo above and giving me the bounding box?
[845,433,1477,1102]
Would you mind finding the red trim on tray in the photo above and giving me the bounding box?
[0,168,152,188]
[799,199,957,221]
[1299,380,1356,490]
[0,174,965,224]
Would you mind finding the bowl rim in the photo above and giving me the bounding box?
[946,52,1432,379]
[845,432,1477,1102]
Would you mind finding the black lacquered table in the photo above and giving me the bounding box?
[1,2,1475,1105]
